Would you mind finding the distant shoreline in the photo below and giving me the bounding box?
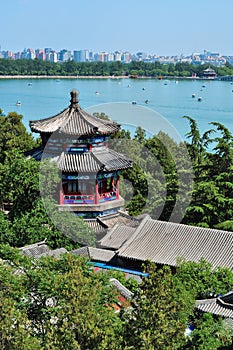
[0,75,216,80]
[0,75,129,79]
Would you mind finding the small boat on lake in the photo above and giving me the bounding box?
[192,94,196,98]
[16,100,21,106]
[132,101,137,105]
[95,91,100,95]
[198,97,202,102]
[145,99,149,104]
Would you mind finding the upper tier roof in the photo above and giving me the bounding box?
[29,90,120,136]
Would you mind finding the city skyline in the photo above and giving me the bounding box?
[1,46,231,67]
[2,0,233,57]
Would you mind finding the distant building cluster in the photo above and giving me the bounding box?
[0,47,233,66]
[0,48,133,63]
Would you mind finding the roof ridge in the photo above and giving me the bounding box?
[29,91,120,136]
[98,224,121,244]
[91,151,105,169]
[19,240,47,250]
[116,214,151,255]
[57,106,76,133]
[30,107,70,132]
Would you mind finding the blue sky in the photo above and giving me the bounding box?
[1,0,233,56]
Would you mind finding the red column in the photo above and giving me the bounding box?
[111,177,115,191]
[116,176,120,200]
[59,181,64,205]
[95,181,99,204]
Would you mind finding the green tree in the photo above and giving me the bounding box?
[0,112,38,163]
[122,262,195,350]
[0,151,40,216]
[185,312,232,350]
[176,258,233,299]
[0,247,123,350]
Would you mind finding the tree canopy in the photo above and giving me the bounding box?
[1,58,233,78]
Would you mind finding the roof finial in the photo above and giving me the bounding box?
[70,90,79,106]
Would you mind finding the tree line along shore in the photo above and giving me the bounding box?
[1,58,233,77]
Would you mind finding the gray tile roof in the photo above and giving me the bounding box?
[84,219,108,235]
[19,242,68,259]
[117,217,233,270]
[93,149,132,171]
[19,241,50,257]
[99,224,136,250]
[58,152,101,173]
[57,149,132,173]
[26,145,132,174]
[109,278,133,299]
[30,90,120,136]
[71,246,115,262]
[97,211,140,230]
[35,248,68,258]
[197,291,233,318]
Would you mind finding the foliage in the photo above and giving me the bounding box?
[0,111,38,163]
[182,117,233,228]
[0,247,123,350]
[93,112,110,120]
[176,258,233,299]
[0,150,40,216]
[184,312,232,350]
[0,246,232,349]
[1,58,233,78]
[121,262,195,350]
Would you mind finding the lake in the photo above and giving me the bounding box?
[0,77,233,142]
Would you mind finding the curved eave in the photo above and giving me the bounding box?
[29,105,121,136]
[29,107,70,133]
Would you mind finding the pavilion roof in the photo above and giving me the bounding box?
[29,90,120,136]
[58,148,132,173]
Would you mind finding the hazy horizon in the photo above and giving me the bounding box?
[2,0,233,57]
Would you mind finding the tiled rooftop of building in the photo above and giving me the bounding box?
[116,216,233,271]
[30,90,120,136]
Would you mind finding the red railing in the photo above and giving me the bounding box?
[60,191,119,205]
[99,191,117,202]
[63,194,95,204]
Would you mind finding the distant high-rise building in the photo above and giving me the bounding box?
[96,52,108,62]
[21,48,36,60]
[2,50,13,59]
[114,51,122,61]
[58,49,72,62]
[136,52,147,61]
[122,52,131,63]
[45,48,53,54]
[73,50,89,62]
[46,50,58,63]
[35,49,46,61]
[89,51,94,62]
[107,53,114,62]
[14,51,22,60]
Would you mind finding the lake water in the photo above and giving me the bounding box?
[0,77,233,142]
